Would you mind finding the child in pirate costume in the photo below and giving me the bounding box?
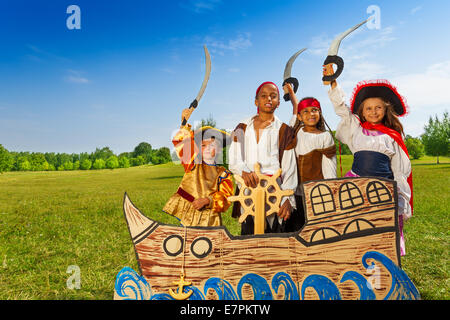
[229,81,298,235]
[324,66,413,256]
[163,108,233,227]
[283,83,337,231]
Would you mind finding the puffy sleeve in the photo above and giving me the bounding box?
[328,84,361,152]
[321,132,338,179]
[280,147,298,210]
[172,124,198,172]
[390,142,412,220]
[229,123,251,176]
[289,114,298,128]
[209,169,234,213]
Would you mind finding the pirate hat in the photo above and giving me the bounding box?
[193,126,231,149]
[350,80,408,117]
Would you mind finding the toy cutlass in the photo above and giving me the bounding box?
[181,45,212,126]
[322,18,371,85]
[282,48,307,102]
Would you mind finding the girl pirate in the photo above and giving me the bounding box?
[283,83,337,231]
[163,108,233,227]
[323,65,413,255]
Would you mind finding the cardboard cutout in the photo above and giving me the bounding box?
[114,176,420,300]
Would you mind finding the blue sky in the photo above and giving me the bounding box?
[1,0,449,154]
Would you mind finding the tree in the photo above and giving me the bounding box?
[421,112,450,164]
[130,156,145,167]
[92,159,106,170]
[80,159,92,170]
[91,147,114,161]
[194,114,216,130]
[133,142,152,164]
[106,155,119,169]
[0,144,13,173]
[30,153,49,171]
[405,135,425,160]
[118,156,130,168]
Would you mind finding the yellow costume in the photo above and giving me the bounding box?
[163,125,233,227]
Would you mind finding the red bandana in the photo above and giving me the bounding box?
[298,98,321,113]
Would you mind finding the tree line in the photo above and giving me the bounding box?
[0,112,448,173]
[0,142,172,173]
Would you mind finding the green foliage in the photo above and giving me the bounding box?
[63,161,74,171]
[331,131,352,155]
[118,156,130,168]
[421,112,450,164]
[133,142,152,164]
[0,144,13,173]
[92,159,106,170]
[130,156,145,167]
[92,147,114,161]
[80,159,92,170]
[106,156,119,169]
[405,135,425,160]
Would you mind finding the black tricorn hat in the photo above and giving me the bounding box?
[193,126,231,149]
[350,80,408,117]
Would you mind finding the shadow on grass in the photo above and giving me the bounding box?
[148,175,183,180]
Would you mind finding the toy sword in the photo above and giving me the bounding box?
[322,18,371,85]
[181,45,212,126]
[282,48,307,102]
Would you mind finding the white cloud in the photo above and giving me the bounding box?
[410,6,423,15]
[204,32,252,56]
[64,70,89,84]
[391,60,450,109]
[181,0,222,13]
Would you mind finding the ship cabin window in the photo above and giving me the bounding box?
[339,182,364,210]
[367,181,392,204]
[310,184,335,215]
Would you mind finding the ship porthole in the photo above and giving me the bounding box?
[163,235,184,257]
[190,237,212,259]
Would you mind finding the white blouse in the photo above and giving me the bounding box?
[289,115,337,195]
[328,84,412,220]
[229,115,298,227]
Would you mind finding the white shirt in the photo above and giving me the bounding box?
[289,115,337,195]
[229,115,298,227]
[328,84,412,219]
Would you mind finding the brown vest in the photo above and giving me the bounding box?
[296,145,336,184]
[230,121,297,218]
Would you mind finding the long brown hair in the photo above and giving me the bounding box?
[357,99,405,136]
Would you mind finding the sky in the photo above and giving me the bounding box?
[1,0,450,154]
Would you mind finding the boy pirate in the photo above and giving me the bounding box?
[229,81,298,235]
[163,108,233,227]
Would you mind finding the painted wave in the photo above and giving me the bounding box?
[114,251,420,300]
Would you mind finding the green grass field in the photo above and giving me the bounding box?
[0,155,448,300]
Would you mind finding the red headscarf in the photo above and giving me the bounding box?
[298,98,321,113]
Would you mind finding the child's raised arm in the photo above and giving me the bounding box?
[283,83,299,116]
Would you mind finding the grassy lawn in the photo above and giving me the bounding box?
[0,156,448,300]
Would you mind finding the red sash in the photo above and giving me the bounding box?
[360,121,413,214]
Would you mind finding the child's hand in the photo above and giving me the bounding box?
[277,200,292,221]
[283,83,294,95]
[181,107,194,125]
[323,64,337,88]
[193,197,210,210]
[242,171,259,189]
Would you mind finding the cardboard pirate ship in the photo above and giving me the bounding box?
[114,172,420,300]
